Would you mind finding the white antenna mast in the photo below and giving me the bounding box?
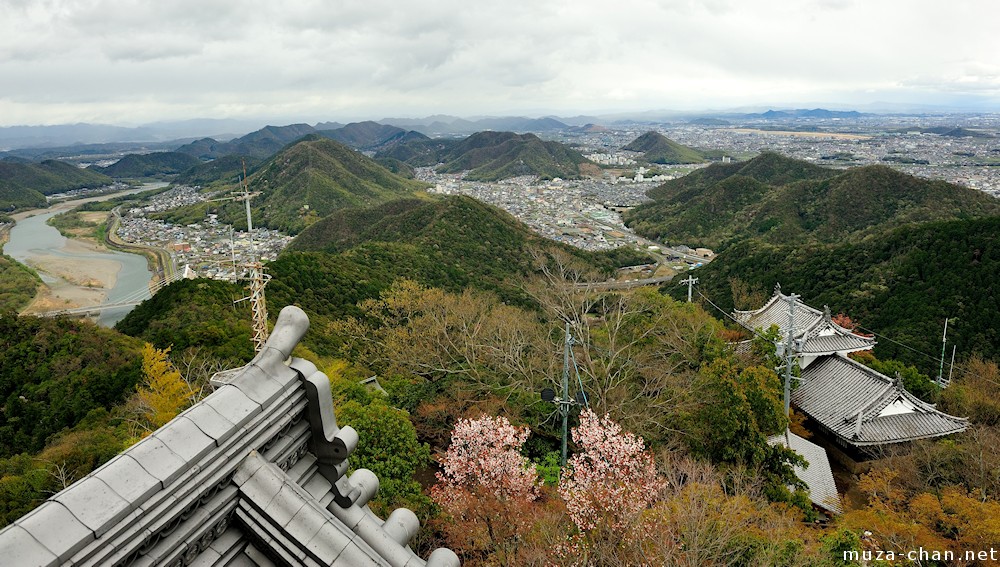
[212,162,270,352]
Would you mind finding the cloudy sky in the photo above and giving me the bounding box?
[1,0,998,126]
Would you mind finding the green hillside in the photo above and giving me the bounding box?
[0,314,144,456]
[374,138,459,167]
[0,160,112,210]
[285,194,600,298]
[623,131,706,164]
[173,155,259,187]
[625,152,1000,249]
[318,121,426,151]
[91,151,202,178]
[435,131,591,181]
[0,254,40,312]
[0,185,45,210]
[235,135,428,233]
[115,278,254,361]
[175,124,317,160]
[128,195,617,357]
[686,216,1000,373]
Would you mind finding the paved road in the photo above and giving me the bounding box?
[574,274,675,291]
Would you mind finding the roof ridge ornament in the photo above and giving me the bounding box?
[823,305,832,322]
[774,282,782,295]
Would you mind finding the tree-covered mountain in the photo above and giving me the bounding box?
[625,152,1000,249]
[115,278,254,362]
[277,195,604,314]
[233,135,428,233]
[89,151,202,178]
[433,131,592,181]
[175,124,317,160]
[623,131,707,164]
[0,160,113,209]
[686,215,1000,373]
[172,155,259,187]
[318,121,427,151]
[374,138,460,167]
[0,314,144,456]
[129,194,620,357]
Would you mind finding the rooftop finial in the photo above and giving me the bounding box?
[774,282,782,295]
[823,305,832,321]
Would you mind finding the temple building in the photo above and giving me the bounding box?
[737,287,968,515]
[0,306,459,567]
[735,286,967,452]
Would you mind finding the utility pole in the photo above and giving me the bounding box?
[947,344,957,387]
[784,293,800,420]
[681,275,698,303]
[938,318,949,386]
[561,321,572,467]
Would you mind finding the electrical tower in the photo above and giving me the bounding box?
[212,165,270,352]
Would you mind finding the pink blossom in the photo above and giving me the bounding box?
[432,415,541,508]
[558,409,664,532]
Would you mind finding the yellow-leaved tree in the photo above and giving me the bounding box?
[136,343,195,431]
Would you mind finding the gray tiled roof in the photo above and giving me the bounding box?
[734,290,875,356]
[0,306,459,567]
[768,431,842,515]
[734,291,823,338]
[733,291,875,355]
[794,354,968,447]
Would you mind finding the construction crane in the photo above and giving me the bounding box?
[209,163,270,352]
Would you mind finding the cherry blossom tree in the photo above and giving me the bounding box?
[432,414,542,504]
[431,415,544,563]
[558,409,664,534]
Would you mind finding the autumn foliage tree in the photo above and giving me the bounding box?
[134,343,195,431]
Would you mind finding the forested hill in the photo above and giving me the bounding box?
[0,314,144,456]
[622,131,706,164]
[0,160,112,209]
[157,135,431,234]
[685,215,1000,373]
[435,131,591,181]
[89,151,201,178]
[124,195,632,358]
[625,152,1000,249]
[174,123,317,160]
[375,131,591,181]
[273,195,614,327]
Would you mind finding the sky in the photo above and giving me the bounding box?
[1,0,999,126]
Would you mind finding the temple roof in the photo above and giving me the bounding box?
[733,288,876,356]
[0,306,459,567]
[768,431,842,515]
[794,354,968,448]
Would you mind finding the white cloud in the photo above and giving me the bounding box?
[0,0,998,125]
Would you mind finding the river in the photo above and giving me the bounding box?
[3,183,168,327]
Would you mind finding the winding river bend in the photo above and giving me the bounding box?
[3,183,167,327]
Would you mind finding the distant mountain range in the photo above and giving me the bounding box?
[19,106,1000,154]
[377,115,573,136]
[746,109,865,120]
